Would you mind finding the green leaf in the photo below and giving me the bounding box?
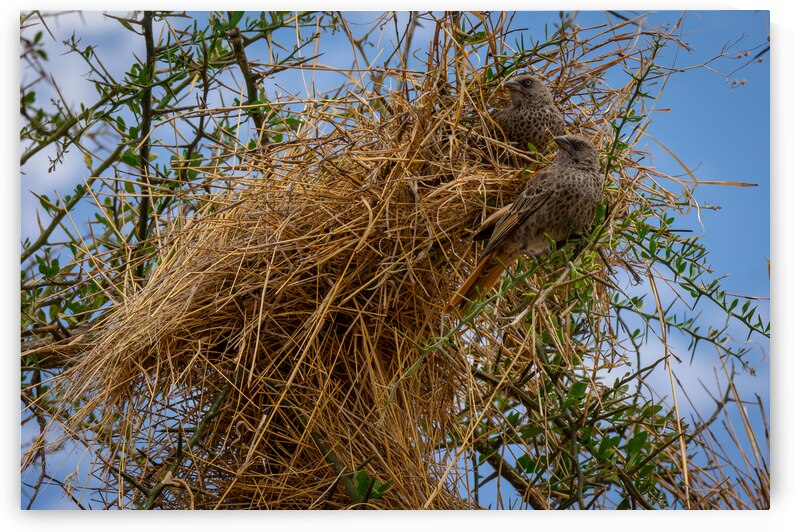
[369,479,391,499]
[626,431,648,459]
[352,469,391,501]
[116,17,135,32]
[121,149,140,167]
[37,257,60,278]
[563,381,588,408]
[642,404,663,418]
[285,116,303,129]
[515,454,535,474]
[597,435,621,459]
[353,470,371,500]
[520,426,543,441]
[227,11,245,29]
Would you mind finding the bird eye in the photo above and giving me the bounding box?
[522,79,533,87]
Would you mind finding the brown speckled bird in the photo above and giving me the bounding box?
[448,135,602,312]
[492,73,565,153]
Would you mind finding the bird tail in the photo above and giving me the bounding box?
[446,251,513,313]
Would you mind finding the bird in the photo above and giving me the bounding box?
[447,135,602,312]
[491,73,565,154]
[468,73,567,268]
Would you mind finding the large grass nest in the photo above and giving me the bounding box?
[43,19,676,509]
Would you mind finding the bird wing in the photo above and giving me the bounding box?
[481,172,555,258]
[472,203,513,242]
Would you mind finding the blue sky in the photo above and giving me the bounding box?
[16,9,772,511]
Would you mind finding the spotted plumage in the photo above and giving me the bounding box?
[492,73,565,152]
[447,135,602,312]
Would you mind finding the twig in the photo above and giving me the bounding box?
[226,23,264,135]
[134,11,156,281]
[143,381,231,509]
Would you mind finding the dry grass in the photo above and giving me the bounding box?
[22,12,767,509]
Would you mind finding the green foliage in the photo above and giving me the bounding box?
[20,11,338,341]
[352,470,392,502]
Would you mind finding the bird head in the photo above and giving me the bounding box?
[502,73,554,106]
[554,135,600,167]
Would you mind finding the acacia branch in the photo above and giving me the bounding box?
[226,23,264,135]
[134,11,155,281]
[143,382,231,509]
[21,143,124,263]
[474,439,547,510]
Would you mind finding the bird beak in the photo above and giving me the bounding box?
[503,80,522,92]
[554,136,572,150]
